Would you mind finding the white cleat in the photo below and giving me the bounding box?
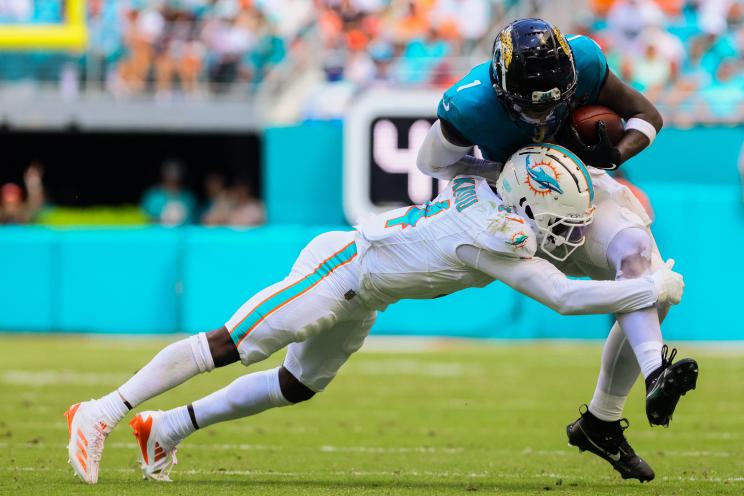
[130,411,178,482]
[64,401,113,484]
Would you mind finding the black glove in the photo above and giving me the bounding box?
[568,121,622,170]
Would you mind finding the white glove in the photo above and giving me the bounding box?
[650,259,684,305]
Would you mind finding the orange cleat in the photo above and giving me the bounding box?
[130,411,178,482]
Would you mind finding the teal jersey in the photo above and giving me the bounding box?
[437,34,609,163]
[141,187,197,225]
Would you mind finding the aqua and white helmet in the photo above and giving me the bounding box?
[496,144,595,261]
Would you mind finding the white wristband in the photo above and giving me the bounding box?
[625,118,657,145]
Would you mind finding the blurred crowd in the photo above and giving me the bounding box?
[580,0,744,123]
[140,160,265,227]
[301,0,499,118]
[0,159,265,227]
[93,0,499,97]
[0,163,46,224]
[313,0,496,87]
[0,0,500,97]
[87,0,291,96]
[0,0,292,95]
[103,0,499,96]
[0,1,740,120]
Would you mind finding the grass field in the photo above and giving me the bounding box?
[1,335,742,495]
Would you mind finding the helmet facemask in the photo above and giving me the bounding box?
[503,93,574,142]
[514,200,594,262]
[533,210,594,262]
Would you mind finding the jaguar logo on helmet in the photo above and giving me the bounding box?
[552,26,572,58]
[500,26,513,69]
[525,155,563,197]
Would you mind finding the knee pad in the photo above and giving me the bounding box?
[608,228,654,279]
[278,366,316,403]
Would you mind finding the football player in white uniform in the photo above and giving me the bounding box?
[64,145,684,484]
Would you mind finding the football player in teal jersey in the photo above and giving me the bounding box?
[418,18,661,176]
[417,18,698,483]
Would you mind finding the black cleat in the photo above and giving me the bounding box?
[645,345,698,427]
[567,406,655,483]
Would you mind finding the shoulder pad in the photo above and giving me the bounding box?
[567,34,609,104]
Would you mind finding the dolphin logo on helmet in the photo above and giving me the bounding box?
[525,155,564,195]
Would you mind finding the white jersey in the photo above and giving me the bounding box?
[356,175,536,309]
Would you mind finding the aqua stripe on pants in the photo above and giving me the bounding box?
[230,242,358,345]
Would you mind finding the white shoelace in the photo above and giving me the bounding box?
[151,447,178,481]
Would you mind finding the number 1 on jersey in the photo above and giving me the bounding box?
[384,200,451,229]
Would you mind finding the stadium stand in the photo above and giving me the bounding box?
[0,0,740,123]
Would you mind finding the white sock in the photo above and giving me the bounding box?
[630,340,663,379]
[617,308,663,378]
[191,368,290,431]
[589,323,640,421]
[160,406,196,447]
[97,391,130,426]
[115,333,214,408]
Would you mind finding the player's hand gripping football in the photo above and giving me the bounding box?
[651,259,684,306]
[569,121,622,170]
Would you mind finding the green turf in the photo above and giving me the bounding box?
[1,335,742,495]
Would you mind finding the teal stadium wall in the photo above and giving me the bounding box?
[0,123,742,339]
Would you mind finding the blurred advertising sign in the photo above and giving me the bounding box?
[343,88,443,224]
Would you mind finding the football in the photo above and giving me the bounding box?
[570,105,625,145]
